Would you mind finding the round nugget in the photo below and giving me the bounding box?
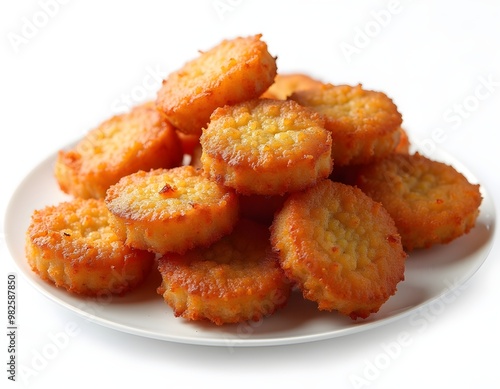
[55,102,183,199]
[156,34,277,136]
[271,180,406,319]
[157,219,291,325]
[25,198,155,296]
[290,84,402,166]
[261,73,325,99]
[105,166,239,254]
[355,153,482,250]
[200,98,333,195]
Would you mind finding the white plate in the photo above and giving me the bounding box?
[4,146,496,347]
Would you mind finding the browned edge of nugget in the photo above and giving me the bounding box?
[200,98,332,195]
[26,198,155,296]
[290,84,402,166]
[271,179,406,319]
[105,166,239,254]
[355,153,483,250]
[157,219,291,325]
[156,34,277,136]
[55,101,183,199]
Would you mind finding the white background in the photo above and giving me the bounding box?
[1,0,499,388]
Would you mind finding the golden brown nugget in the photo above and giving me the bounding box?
[355,153,482,251]
[157,219,291,325]
[105,166,239,254]
[55,102,183,199]
[156,34,277,136]
[261,73,325,99]
[26,198,155,296]
[200,98,333,195]
[271,180,406,319]
[290,84,402,166]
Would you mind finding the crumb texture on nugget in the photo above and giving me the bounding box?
[157,219,291,325]
[271,180,406,319]
[201,98,332,195]
[105,166,239,254]
[26,198,155,296]
[156,34,277,136]
[55,102,183,199]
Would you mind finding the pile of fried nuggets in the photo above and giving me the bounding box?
[26,35,483,325]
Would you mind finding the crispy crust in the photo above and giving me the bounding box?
[200,98,333,195]
[355,153,483,250]
[270,180,406,319]
[290,84,402,166]
[156,34,277,136]
[157,219,291,325]
[55,102,183,199]
[25,198,155,296]
[105,166,239,254]
[261,73,325,99]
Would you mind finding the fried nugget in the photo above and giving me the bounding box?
[157,219,291,325]
[105,166,239,254]
[355,153,482,251]
[55,102,183,199]
[200,98,333,195]
[25,198,155,296]
[271,180,406,319]
[289,84,402,166]
[261,73,325,99]
[156,34,277,136]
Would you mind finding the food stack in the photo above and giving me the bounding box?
[25,35,482,325]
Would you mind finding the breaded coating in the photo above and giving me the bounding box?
[200,98,333,195]
[156,34,277,136]
[25,198,155,296]
[261,73,325,99]
[290,84,402,166]
[355,153,482,251]
[157,219,291,325]
[55,102,183,199]
[105,166,239,254]
[270,180,406,319]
